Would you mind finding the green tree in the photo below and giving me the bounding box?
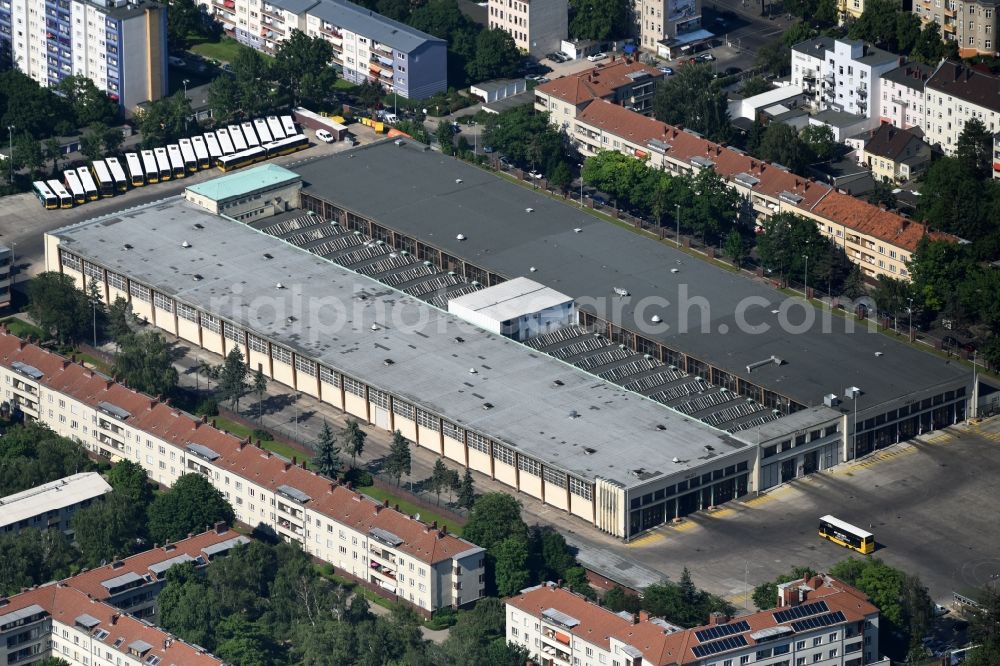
[965,584,1000,666]
[54,75,117,127]
[217,347,250,410]
[463,492,528,551]
[107,460,155,507]
[342,418,366,469]
[312,421,341,478]
[848,0,915,52]
[866,179,898,208]
[0,423,92,495]
[385,430,411,486]
[724,229,747,267]
[467,28,521,83]
[756,38,791,78]
[43,137,62,177]
[908,237,971,313]
[652,65,731,142]
[912,21,950,63]
[548,160,573,192]
[107,295,133,344]
[137,92,192,147]
[917,156,996,241]
[494,536,531,596]
[214,615,281,666]
[156,563,221,648]
[430,458,450,505]
[741,77,772,98]
[569,0,630,39]
[456,468,475,509]
[147,473,235,543]
[0,528,78,596]
[685,167,740,245]
[13,132,44,178]
[436,119,455,155]
[393,119,431,144]
[167,0,205,50]
[27,272,90,343]
[354,80,385,116]
[483,106,570,175]
[273,30,338,107]
[72,494,143,566]
[756,213,826,285]
[79,127,104,163]
[757,122,811,172]
[112,331,179,397]
[956,117,993,178]
[253,368,267,423]
[604,586,642,612]
[800,124,837,162]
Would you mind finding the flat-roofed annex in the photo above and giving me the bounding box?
[49,198,745,491]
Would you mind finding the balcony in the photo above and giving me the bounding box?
[97,432,125,452]
[277,502,303,520]
[374,42,392,54]
[369,546,397,566]
[856,85,868,98]
[369,560,396,580]
[277,519,303,538]
[11,380,36,395]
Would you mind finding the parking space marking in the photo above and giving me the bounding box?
[628,532,665,548]
[669,520,699,532]
[706,507,735,519]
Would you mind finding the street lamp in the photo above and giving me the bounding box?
[845,386,861,460]
[6,125,14,184]
[907,297,914,340]
[182,80,190,131]
[971,350,979,421]
[675,204,681,247]
[802,253,809,299]
[577,164,584,207]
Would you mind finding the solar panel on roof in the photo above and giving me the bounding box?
[541,607,580,628]
[11,361,44,380]
[691,634,748,658]
[277,484,312,503]
[773,600,830,624]
[790,611,846,633]
[695,619,750,642]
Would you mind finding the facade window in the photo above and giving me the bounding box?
[60,251,82,271]
[272,345,293,365]
[176,302,198,322]
[494,444,515,466]
[369,388,390,409]
[248,334,268,354]
[543,466,567,487]
[129,282,151,302]
[392,399,415,420]
[295,356,317,376]
[415,409,440,430]
[518,455,541,476]
[569,476,593,500]
[107,271,127,291]
[442,420,463,441]
[343,376,365,397]
[202,313,221,333]
[223,322,243,342]
[153,292,173,312]
[319,365,340,387]
[468,432,490,454]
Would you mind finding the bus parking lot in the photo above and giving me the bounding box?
[557,417,1000,606]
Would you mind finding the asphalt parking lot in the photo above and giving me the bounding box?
[561,418,1000,606]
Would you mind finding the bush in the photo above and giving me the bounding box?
[252,428,272,441]
[343,468,373,487]
[426,607,459,630]
[195,398,219,417]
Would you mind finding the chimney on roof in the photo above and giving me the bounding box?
[639,610,650,623]
[150,399,157,410]
[375,504,382,514]
[212,419,217,428]
[89,369,95,377]
[17,340,25,350]
[708,611,730,626]
[111,613,120,625]
[106,380,113,389]
[330,481,338,491]
[283,461,291,471]
[394,503,400,511]
[62,359,69,369]
[383,499,389,507]
[237,439,245,450]
[346,481,353,490]
[292,456,297,465]
[201,414,208,424]
[301,460,307,469]
[214,521,226,534]
[441,524,448,535]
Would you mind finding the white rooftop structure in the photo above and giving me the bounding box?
[0,472,112,531]
[448,276,574,341]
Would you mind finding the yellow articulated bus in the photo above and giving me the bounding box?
[819,515,875,554]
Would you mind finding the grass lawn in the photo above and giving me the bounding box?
[189,36,246,64]
[357,484,464,536]
[319,570,396,610]
[334,78,357,91]
[212,414,309,463]
[73,351,112,375]
[0,318,46,340]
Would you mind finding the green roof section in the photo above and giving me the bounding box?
[185,164,301,202]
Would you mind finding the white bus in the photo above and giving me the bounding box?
[227,124,248,152]
[46,179,73,208]
[204,132,223,165]
[280,115,296,136]
[266,115,285,140]
[105,156,128,193]
[63,169,86,205]
[191,136,210,169]
[32,180,58,209]
[125,152,144,187]
[76,166,99,200]
[241,121,260,147]
[216,127,236,155]
[140,150,159,183]
[179,138,198,173]
[92,159,115,197]
[253,118,273,144]
[153,147,172,181]
[166,144,186,179]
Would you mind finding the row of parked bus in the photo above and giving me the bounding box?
[33,115,307,209]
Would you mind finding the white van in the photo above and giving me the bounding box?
[315,129,334,143]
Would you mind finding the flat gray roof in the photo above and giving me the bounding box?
[308,0,444,53]
[733,405,840,444]
[51,198,747,491]
[292,140,969,413]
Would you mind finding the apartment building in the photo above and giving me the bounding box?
[63,526,248,620]
[860,123,931,183]
[199,0,447,99]
[507,575,882,666]
[923,59,1000,154]
[534,58,664,129]
[0,472,111,537]
[0,245,11,310]
[0,583,223,666]
[0,333,486,614]
[790,37,899,132]
[0,0,166,110]
[913,0,999,56]
[636,0,706,57]
[487,0,567,57]
[878,62,934,130]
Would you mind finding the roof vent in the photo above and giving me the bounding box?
[275,282,284,289]
[583,447,596,454]
[568,410,580,419]
[263,253,274,259]
[656,424,666,431]
[389,252,398,258]
[448,271,456,276]
[613,287,630,297]
[672,456,680,463]
[194,223,204,229]
[469,367,478,374]
[651,314,662,323]
[552,379,564,387]
[529,266,537,272]
[394,139,405,146]
[371,323,380,331]
[471,280,481,286]
[874,351,883,357]
[286,316,296,323]
[383,358,394,366]
[482,402,494,410]
[525,207,534,213]
[456,234,466,241]
[454,336,465,343]
[573,227,582,233]
[423,260,433,266]
[455,178,463,184]
[192,274,203,281]
[123,244,133,250]
[181,241,191,248]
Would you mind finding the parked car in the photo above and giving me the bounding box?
[659,66,674,75]
[587,52,607,62]
[168,55,186,67]
[315,129,334,143]
[483,145,494,153]
[698,52,716,61]
[529,169,543,179]
[547,52,567,63]
[724,66,742,76]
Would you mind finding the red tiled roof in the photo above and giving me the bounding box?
[809,191,956,252]
[63,527,244,601]
[509,577,879,666]
[0,334,480,565]
[535,59,663,105]
[506,583,634,651]
[2,585,223,665]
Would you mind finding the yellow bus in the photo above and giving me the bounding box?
[819,515,874,554]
